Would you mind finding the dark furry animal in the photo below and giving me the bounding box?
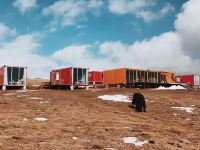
[132,93,146,112]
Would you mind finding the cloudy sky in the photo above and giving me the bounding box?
[0,0,199,78]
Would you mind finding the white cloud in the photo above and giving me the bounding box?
[0,23,16,41]
[42,0,104,27]
[0,33,57,78]
[52,44,112,70]
[1,0,200,78]
[175,0,200,57]
[51,0,200,75]
[108,0,175,22]
[13,0,37,14]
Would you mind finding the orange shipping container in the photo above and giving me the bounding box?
[103,68,126,85]
[103,68,175,85]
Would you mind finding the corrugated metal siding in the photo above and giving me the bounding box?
[51,68,72,85]
[114,68,126,84]
[89,71,103,83]
[103,68,126,85]
[103,70,115,85]
[175,75,194,85]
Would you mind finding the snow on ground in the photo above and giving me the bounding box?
[171,107,194,113]
[122,137,148,147]
[3,93,16,96]
[30,85,40,87]
[30,97,43,100]
[105,148,118,150]
[155,85,186,90]
[16,90,29,93]
[34,117,48,121]
[40,101,49,104]
[72,137,78,140]
[98,95,131,103]
[23,118,28,121]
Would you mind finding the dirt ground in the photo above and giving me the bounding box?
[0,86,199,150]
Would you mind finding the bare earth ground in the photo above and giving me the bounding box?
[0,87,199,150]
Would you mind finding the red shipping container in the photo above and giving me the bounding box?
[175,75,200,86]
[89,71,103,84]
[0,65,27,90]
[50,67,89,89]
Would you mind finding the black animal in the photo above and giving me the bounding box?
[132,93,146,112]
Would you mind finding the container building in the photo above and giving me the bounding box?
[0,65,27,90]
[103,68,175,87]
[50,67,89,90]
[175,75,200,88]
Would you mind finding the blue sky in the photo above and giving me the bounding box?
[0,0,184,53]
[0,0,200,78]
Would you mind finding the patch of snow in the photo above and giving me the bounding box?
[173,113,177,116]
[172,107,194,113]
[155,85,186,90]
[30,97,43,100]
[72,137,78,140]
[23,118,28,121]
[34,117,48,122]
[17,95,27,97]
[98,95,131,103]
[3,93,16,96]
[150,101,155,103]
[31,85,40,87]
[191,105,195,107]
[40,101,49,104]
[186,118,191,121]
[123,127,131,129]
[105,148,118,150]
[122,137,148,147]
[16,90,29,93]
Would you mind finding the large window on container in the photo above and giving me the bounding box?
[148,72,152,82]
[158,72,161,83]
[133,70,137,82]
[82,69,86,84]
[126,70,130,83]
[7,67,12,84]
[130,70,133,83]
[144,71,147,82]
[19,68,24,84]
[73,68,77,84]
[7,67,24,85]
[78,68,83,84]
[155,72,158,83]
[137,71,141,82]
[74,68,87,84]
